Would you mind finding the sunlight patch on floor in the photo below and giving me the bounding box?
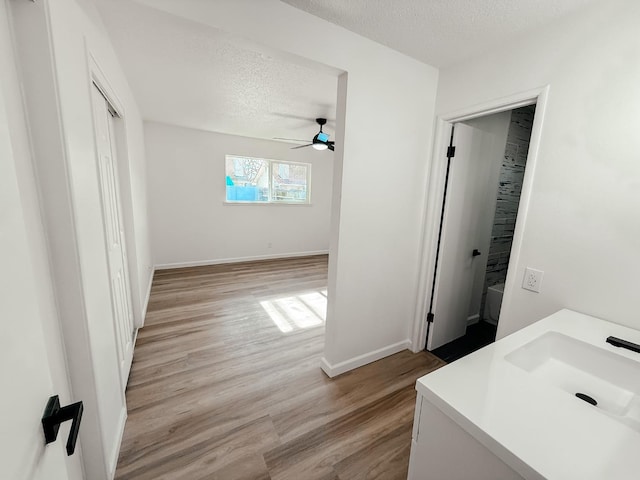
[260,290,327,333]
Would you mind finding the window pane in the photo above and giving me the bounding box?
[272,162,309,203]
[225,156,269,202]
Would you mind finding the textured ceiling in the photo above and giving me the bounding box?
[95,0,338,142]
[96,0,598,140]
[281,0,598,67]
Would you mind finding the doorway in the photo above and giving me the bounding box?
[415,87,549,361]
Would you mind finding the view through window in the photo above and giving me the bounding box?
[225,155,311,204]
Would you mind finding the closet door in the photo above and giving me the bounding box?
[91,84,135,390]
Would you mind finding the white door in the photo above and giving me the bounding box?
[90,85,135,390]
[428,113,510,350]
[0,77,79,480]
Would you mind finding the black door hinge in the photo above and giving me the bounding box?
[426,312,434,323]
[447,145,456,158]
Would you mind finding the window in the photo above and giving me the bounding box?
[225,155,311,204]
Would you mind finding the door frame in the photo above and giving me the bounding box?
[87,51,144,331]
[411,85,550,352]
[88,72,135,393]
[86,52,136,471]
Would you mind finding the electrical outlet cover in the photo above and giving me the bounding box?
[522,267,544,293]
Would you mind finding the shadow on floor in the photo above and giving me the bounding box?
[430,321,497,363]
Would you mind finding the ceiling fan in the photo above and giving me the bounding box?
[276,118,335,151]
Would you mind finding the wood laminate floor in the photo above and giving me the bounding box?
[115,255,445,480]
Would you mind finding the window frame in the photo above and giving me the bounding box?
[224,155,312,205]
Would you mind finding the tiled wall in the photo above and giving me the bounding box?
[480,105,536,320]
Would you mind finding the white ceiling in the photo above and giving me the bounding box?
[96,0,598,141]
[281,0,598,68]
[95,0,338,142]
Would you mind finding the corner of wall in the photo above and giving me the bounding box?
[138,265,154,328]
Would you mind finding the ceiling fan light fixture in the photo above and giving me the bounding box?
[287,117,333,152]
[312,132,329,150]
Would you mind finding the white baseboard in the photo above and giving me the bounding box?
[154,250,329,270]
[467,314,480,326]
[109,406,127,478]
[320,339,411,378]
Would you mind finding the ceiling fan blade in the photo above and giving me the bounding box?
[291,144,313,150]
[328,143,335,151]
[273,137,309,143]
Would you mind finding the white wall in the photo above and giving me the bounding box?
[9,0,151,477]
[47,0,152,474]
[60,0,153,327]
[435,0,640,338]
[135,0,440,373]
[145,122,333,267]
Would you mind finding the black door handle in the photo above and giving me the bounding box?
[42,395,83,455]
[472,249,481,257]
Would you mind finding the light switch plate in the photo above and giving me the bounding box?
[522,267,544,293]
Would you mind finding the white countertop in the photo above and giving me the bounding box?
[416,309,640,480]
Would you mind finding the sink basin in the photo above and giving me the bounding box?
[505,331,640,432]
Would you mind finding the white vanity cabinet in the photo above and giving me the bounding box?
[407,394,523,480]
[407,309,640,480]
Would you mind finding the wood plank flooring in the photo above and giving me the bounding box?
[115,255,445,480]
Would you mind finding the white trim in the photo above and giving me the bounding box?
[88,48,147,335]
[320,339,411,378]
[108,406,127,479]
[496,87,550,341]
[411,85,551,353]
[438,86,543,123]
[87,53,126,118]
[467,314,480,326]
[155,250,329,270]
